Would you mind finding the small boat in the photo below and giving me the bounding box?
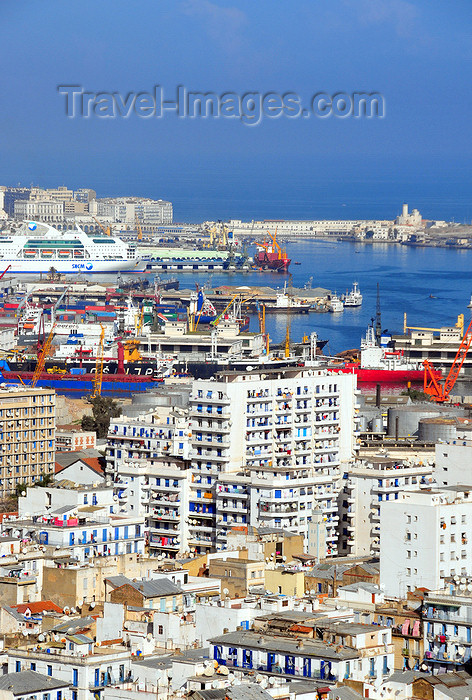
[294,262,301,265]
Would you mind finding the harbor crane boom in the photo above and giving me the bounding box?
[92,324,105,398]
[424,316,472,403]
[92,216,111,236]
[31,325,56,388]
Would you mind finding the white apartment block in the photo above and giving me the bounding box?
[106,408,190,477]
[380,486,472,598]
[339,456,435,557]
[189,367,358,555]
[0,387,55,498]
[435,438,472,487]
[2,511,145,563]
[112,456,192,559]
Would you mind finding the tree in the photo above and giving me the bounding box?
[82,395,122,439]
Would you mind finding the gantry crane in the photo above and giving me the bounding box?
[424,316,472,403]
[92,324,105,398]
[31,325,56,388]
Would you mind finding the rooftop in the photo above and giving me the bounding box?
[0,671,69,695]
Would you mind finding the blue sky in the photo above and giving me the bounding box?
[0,0,471,221]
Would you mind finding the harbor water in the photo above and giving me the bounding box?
[170,239,472,354]
[51,239,472,355]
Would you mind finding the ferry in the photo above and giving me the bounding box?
[0,221,146,273]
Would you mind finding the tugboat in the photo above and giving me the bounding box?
[254,229,290,272]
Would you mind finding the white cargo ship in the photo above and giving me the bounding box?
[0,221,146,273]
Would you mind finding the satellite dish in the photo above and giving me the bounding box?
[21,629,28,637]
[223,588,229,595]
[89,602,96,609]
[38,634,45,642]
[310,589,316,596]
[461,577,467,584]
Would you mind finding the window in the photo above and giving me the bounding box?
[15,661,21,672]
[31,663,36,671]
[158,625,164,634]
[47,666,52,676]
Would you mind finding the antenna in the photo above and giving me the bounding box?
[375,282,382,346]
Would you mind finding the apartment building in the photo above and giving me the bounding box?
[1,511,145,564]
[380,486,472,597]
[189,367,358,555]
[0,387,55,498]
[339,455,435,556]
[106,408,190,477]
[422,588,472,672]
[210,620,394,686]
[112,456,193,558]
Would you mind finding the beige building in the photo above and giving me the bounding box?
[208,557,265,598]
[42,553,153,608]
[265,568,305,597]
[0,387,55,498]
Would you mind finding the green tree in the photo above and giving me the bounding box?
[82,395,122,439]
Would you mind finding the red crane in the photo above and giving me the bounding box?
[0,265,11,280]
[424,316,472,402]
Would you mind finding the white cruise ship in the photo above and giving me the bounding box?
[0,221,146,274]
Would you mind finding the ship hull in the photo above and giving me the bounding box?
[0,370,163,396]
[254,252,291,272]
[332,365,441,384]
[4,259,146,274]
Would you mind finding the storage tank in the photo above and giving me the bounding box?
[371,416,384,434]
[387,404,464,437]
[419,418,457,443]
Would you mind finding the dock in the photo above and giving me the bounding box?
[16,282,332,314]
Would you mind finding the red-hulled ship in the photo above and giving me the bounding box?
[329,326,442,386]
[254,229,290,272]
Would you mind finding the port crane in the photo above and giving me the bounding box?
[404,312,464,336]
[284,274,293,358]
[31,325,56,388]
[423,316,472,403]
[92,324,105,398]
[92,216,111,237]
[135,214,144,241]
